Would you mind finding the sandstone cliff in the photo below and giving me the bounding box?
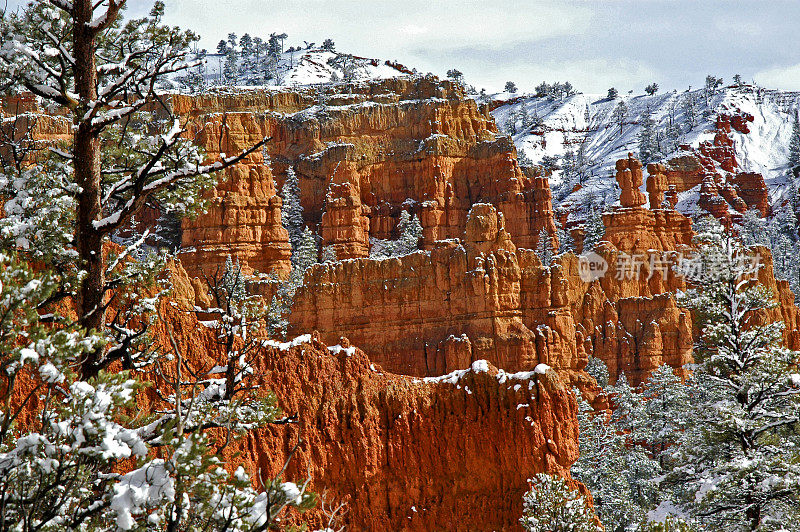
[166,78,556,275]
[159,268,582,531]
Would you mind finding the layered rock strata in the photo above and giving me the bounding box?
[158,272,583,530]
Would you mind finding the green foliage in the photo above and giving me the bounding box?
[369,210,422,259]
[667,219,800,530]
[789,111,800,168]
[520,474,600,532]
[582,205,605,252]
[639,107,664,164]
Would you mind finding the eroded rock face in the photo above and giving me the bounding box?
[166,78,556,270]
[656,112,769,223]
[290,155,799,387]
[245,345,580,531]
[289,205,588,388]
[289,200,697,387]
[154,273,582,531]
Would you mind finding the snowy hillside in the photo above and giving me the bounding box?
[491,86,800,220]
[200,48,412,88]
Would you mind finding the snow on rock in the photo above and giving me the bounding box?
[263,333,312,351]
[491,85,800,221]
[327,344,356,356]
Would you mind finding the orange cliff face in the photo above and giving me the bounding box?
[4,258,584,532]
[288,198,695,388]
[290,153,800,387]
[166,78,556,274]
[289,204,592,389]
[151,266,584,531]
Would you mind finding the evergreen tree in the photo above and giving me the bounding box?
[520,474,600,532]
[607,87,619,99]
[505,81,518,93]
[223,33,239,84]
[0,1,311,527]
[789,111,800,168]
[370,210,422,258]
[321,38,335,51]
[535,82,549,98]
[581,400,659,530]
[612,100,628,136]
[645,83,660,96]
[666,221,800,530]
[682,92,699,131]
[574,361,689,532]
[639,107,662,164]
[446,69,464,84]
[703,75,723,106]
[582,205,605,252]
[280,166,305,262]
[557,223,575,255]
[536,228,554,266]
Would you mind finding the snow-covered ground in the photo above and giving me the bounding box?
[201,49,411,87]
[491,86,800,220]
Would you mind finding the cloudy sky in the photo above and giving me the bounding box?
[7,0,800,93]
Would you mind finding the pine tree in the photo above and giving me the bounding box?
[666,221,800,530]
[396,211,423,254]
[703,75,723,106]
[582,205,605,252]
[520,474,600,532]
[574,360,689,531]
[369,210,422,258]
[608,87,619,99]
[645,83,660,96]
[536,228,554,266]
[789,111,800,168]
[505,81,518,93]
[612,100,628,136]
[639,107,662,164]
[557,223,575,255]
[682,93,699,131]
[280,166,305,263]
[0,1,311,527]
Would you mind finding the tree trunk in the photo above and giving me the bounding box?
[73,0,105,378]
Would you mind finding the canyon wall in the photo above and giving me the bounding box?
[168,78,556,276]
[290,153,799,386]
[161,268,582,530]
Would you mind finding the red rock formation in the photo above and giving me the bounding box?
[660,111,768,221]
[319,180,370,260]
[156,265,585,530]
[290,204,589,388]
[166,79,557,276]
[178,111,292,279]
[241,342,581,530]
[603,156,695,255]
[6,260,585,532]
[646,163,668,209]
[617,154,646,208]
[732,172,770,216]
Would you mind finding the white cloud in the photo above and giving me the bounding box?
[754,64,800,91]
[476,57,660,95]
